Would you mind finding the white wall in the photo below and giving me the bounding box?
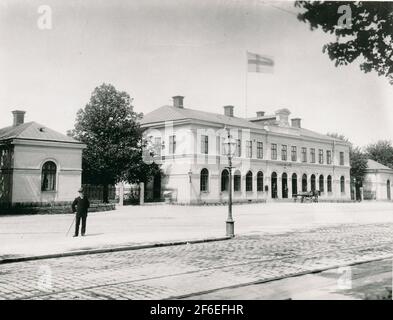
[12,143,83,203]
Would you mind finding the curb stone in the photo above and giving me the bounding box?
[0,236,231,265]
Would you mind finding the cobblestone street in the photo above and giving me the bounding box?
[1,222,393,300]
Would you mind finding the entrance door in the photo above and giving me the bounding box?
[292,173,297,195]
[282,173,288,198]
[153,174,161,200]
[388,180,391,200]
[271,172,277,198]
[311,174,316,192]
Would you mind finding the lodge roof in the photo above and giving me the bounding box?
[366,159,393,172]
[0,121,83,144]
[140,105,346,144]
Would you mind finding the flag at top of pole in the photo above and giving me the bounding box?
[247,51,274,73]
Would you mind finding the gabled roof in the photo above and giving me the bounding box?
[141,105,348,143]
[0,122,82,144]
[140,105,265,130]
[366,159,393,171]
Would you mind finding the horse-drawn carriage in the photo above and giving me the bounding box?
[293,190,319,203]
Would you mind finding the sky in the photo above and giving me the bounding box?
[0,0,392,147]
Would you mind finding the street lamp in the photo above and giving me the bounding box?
[223,126,237,238]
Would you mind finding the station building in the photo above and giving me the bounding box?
[140,96,351,204]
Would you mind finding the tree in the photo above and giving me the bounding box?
[327,133,368,187]
[365,140,393,169]
[69,83,160,202]
[295,1,393,83]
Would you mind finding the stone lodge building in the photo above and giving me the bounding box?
[140,96,351,204]
[363,159,392,201]
[0,111,85,206]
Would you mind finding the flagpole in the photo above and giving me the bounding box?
[245,51,248,119]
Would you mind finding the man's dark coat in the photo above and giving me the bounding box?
[72,197,90,216]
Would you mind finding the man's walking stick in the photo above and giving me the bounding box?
[66,215,76,236]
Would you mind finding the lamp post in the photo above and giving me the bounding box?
[223,126,237,238]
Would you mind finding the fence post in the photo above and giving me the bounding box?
[119,182,124,206]
[140,182,144,205]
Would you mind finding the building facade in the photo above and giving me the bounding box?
[141,96,351,204]
[0,111,85,206]
[363,159,393,201]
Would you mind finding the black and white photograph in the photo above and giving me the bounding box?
[1,0,393,307]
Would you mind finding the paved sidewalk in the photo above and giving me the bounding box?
[1,202,393,260]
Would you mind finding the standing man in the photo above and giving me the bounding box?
[72,187,90,237]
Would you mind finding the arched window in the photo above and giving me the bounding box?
[282,173,288,198]
[292,173,298,195]
[340,176,345,193]
[327,175,332,192]
[311,174,316,191]
[319,175,324,192]
[221,170,229,192]
[257,171,264,192]
[41,161,57,191]
[246,171,253,192]
[200,168,209,192]
[302,174,307,192]
[234,170,241,192]
[271,172,278,198]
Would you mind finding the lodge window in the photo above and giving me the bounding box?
[301,147,307,162]
[41,161,57,191]
[271,144,277,160]
[327,175,332,192]
[340,176,345,193]
[281,145,287,161]
[246,171,253,192]
[234,171,241,192]
[201,135,208,154]
[327,150,332,164]
[257,171,264,191]
[318,149,324,164]
[169,135,176,154]
[246,141,252,158]
[200,168,209,192]
[340,152,345,165]
[257,142,263,159]
[291,146,297,162]
[221,170,229,192]
[236,139,241,157]
[310,148,316,163]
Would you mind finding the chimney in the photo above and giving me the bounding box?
[223,105,234,117]
[172,96,184,108]
[256,111,265,117]
[275,108,291,127]
[12,110,26,127]
[291,118,302,128]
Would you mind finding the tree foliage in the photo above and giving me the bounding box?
[295,1,393,83]
[365,140,393,169]
[69,83,160,201]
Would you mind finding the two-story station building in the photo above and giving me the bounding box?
[140,96,351,204]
